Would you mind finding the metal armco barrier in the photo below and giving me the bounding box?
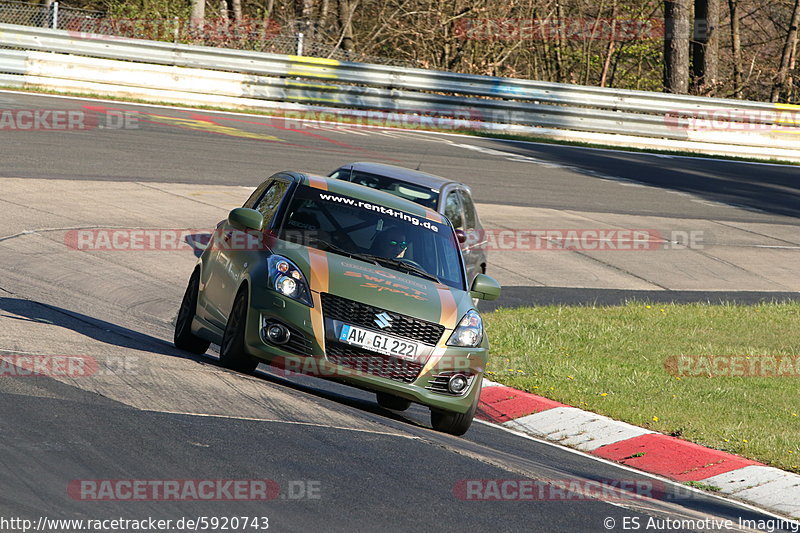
[1,23,799,158]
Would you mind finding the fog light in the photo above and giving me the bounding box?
[265,323,290,345]
[448,374,469,394]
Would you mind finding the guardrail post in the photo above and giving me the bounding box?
[50,2,59,30]
[296,32,304,57]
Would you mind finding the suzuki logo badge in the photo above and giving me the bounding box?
[374,312,392,329]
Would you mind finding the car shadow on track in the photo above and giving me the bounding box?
[259,364,431,421]
[0,296,197,360]
[0,296,434,430]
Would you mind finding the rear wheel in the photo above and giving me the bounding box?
[219,288,258,373]
[376,392,411,411]
[430,380,482,436]
[174,270,211,354]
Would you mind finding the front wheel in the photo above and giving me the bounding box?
[219,288,259,373]
[174,270,211,354]
[430,379,482,436]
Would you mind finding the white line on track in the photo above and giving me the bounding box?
[141,408,422,439]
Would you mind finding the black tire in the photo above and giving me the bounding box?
[219,288,258,373]
[430,380,482,436]
[174,270,211,354]
[376,392,411,411]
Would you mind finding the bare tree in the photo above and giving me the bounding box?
[232,0,242,23]
[728,0,742,98]
[664,0,691,93]
[337,0,356,52]
[692,0,720,94]
[295,0,316,41]
[771,0,800,102]
[40,0,54,28]
[600,2,620,87]
[190,0,206,32]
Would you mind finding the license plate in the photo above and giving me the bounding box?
[339,325,419,359]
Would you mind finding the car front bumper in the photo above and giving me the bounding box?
[243,290,487,414]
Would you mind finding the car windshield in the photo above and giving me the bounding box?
[278,184,465,290]
[333,169,438,209]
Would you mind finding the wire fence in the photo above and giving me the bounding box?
[0,0,417,67]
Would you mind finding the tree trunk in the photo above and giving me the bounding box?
[728,0,742,98]
[337,0,356,52]
[664,0,691,93]
[771,0,800,102]
[232,0,242,24]
[554,0,566,82]
[40,0,53,28]
[190,0,205,32]
[692,0,720,94]
[320,0,330,25]
[600,2,619,88]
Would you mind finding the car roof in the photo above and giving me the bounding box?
[292,172,451,224]
[336,162,459,191]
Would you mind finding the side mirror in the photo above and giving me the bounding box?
[455,229,467,244]
[470,274,501,301]
[228,208,264,231]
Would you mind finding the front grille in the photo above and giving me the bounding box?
[321,293,445,345]
[326,342,423,383]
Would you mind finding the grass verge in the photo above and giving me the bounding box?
[484,302,800,473]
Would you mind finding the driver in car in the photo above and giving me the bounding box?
[370,226,409,259]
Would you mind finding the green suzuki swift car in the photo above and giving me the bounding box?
[174,171,501,435]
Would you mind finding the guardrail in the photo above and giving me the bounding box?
[1,23,799,160]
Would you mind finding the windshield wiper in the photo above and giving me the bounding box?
[314,240,440,283]
[358,254,441,283]
[314,240,381,266]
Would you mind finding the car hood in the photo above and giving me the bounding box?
[275,244,471,327]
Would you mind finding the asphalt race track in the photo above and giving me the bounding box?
[1,90,799,532]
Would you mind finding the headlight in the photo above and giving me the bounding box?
[446,309,483,347]
[268,255,312,306]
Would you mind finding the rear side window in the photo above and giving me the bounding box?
[458,190,477,229]
[443,191,464,230]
